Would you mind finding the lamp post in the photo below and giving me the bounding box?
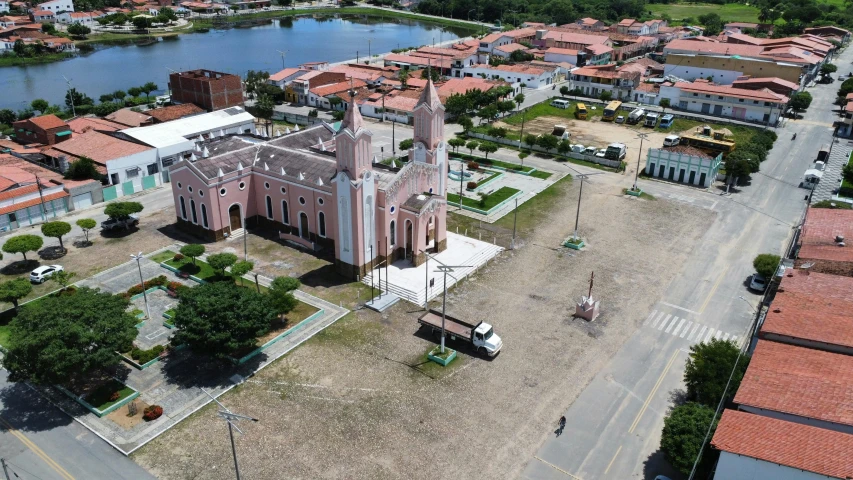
[130,252,151,319]
[633,132,648,192]
[203,389,259,480]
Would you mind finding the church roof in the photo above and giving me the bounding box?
[339,98,364,134]
[417,78,443,111]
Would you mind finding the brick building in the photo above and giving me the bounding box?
[168,69,243,112]
[11,114,71,146]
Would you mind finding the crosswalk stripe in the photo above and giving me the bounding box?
[644,310,657,326]
[665,316,679,333]
[687,323,699,340]
[680,321,693,338]
[658,314,672,331]
[672,318,686,336]
[651,311,665,328]
[704,328,716,342]
[695,326,707,342]
[722,333,730,342]
[714,330,723,340]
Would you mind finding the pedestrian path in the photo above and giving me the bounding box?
[643,309,744,346]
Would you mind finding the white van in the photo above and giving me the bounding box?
[570,144,585,153]
[583,146,597,156]
[550,99,571,109]
[663,135,680,147]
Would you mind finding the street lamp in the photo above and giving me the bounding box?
[203,389,259,480]
[633,132,648,192]
[130,252,151,319]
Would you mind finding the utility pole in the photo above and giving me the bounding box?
[203,389,259,480]
[435,264,471,353]
[277,49,288,70]
[367,38,372,63]
[63,75,76,117]
[130,252,152,319]
[633,132,648,191]
[34,173,48,221]
[1,458,11,480]
[568,170,604,241]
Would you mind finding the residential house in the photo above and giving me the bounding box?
[298,61,329,71]
[361,88,422,124]
[56,11,99,24]
[307,79,367,109]
[535,29,612,52]
[289,71,346,105]
[477,28,536,53]
[328,63,396,87]
[804,25,851,43]
[644,146,722,187]
[169,69,244,112]
[584,43,613,64]
[543,47,580,65]
[146,103,205,123]
[731,76,799,96]
[11,114,71,146]
[43,130,157,188]
[659,80,788,123]
[575,17,605,31]
[491,42,529,59]
[34,0,73,12]
[615,18,665,36]
[0,15,16,27]
[0,2,9,12]
[383,52,454,76]
[795,208,853,275]
[267,67,308,89]
[0,154,86,231]
[570,64,641,99]
[105,108,153,128]
[632,82,662,105]
[67,116,127,134]
[461,63,556,89]
[29,9,54,22]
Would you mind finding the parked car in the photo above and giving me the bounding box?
[595,149,607,158]
[570,144,586,153]
[101,214,139,231]
[30,265,64,284]
[749,274,767,292]
[654,476,673,480]
[583,146,597,156]
[615,115,625,124]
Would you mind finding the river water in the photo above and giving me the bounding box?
[0,15,469,110]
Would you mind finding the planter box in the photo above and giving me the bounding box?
[118,351,163,370]
[56,380,139,418]
[563,238,585,250]
[626,188,643,197]
[229,308,325,365]
[428,346,457,366]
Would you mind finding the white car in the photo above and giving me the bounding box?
[749,274,767,292]
[595,149,607,158]
[616,115,625,124]
[583,146,597,156]
[570,144,585,153]
[30,265,64,283]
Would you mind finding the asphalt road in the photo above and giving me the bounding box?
[520,49,847,480]
[0,370,156,480]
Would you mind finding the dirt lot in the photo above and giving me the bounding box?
[132,175,715,480]
[497,115,673,153]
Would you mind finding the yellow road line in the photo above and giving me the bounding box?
[0,414,75,480]
[629,349,680,434]
[698,267,728,314]
[534,456,584,479]
[604,445,622,474]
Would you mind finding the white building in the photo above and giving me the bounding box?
[659,80,788,123]
[461,63,554,89]
[645,146,722,187]
[120,107,257,184]
[56,11,97,24]
[543,47,580,65]
[0,1,9,12]
[35,0,73,12]
[267,67,308,89]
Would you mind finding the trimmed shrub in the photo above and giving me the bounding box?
[467,161,479,170]
[173,253,184,261]
[109,391,120,401]
[467,181,477,189]
[143,405,163,421]
[130,345,166,364]
[127,285,144,295]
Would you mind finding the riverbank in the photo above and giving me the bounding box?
[0,51,75,67]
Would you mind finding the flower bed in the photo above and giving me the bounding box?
[58,378,139,417]
[447,186,522,214]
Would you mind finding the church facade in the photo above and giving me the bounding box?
[167,80,449,279]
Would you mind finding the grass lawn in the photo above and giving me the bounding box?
[447,186,520,210]
[163,309,176,319]
[165,257,223,281]
[149,250,177,264]
[494,174,571,231]
[0,324,10,349]
[530,170,553,180]
[665,117,762,146]
[813,200,853,209]
[84,379,135,411]
[647,3,762,22]
[503,101,600,126]
[468,170,501,189]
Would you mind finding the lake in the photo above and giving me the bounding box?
[0,15,471,110]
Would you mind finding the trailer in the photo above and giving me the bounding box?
[418,309,502,357]
[627,108,645,124]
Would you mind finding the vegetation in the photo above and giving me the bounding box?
[2,235,43,261]
[790,91,813,113]
[128,345,165,364]
[65,157,103,181]
[76,219,97,244]
[753,253,781,278]
[399,138,414,151]
[269,276,300,315]
[172,282,277,359]
[448,186,520,210]
[231,260,254,286]
[179,244,205,265]
[104,201,143,220]
[84,379,135,410]
[0,279,32,310]
[661,402,719,475]
[207,252,238,276]
[684,338,750,407]
[49,270,76,291]
[41,221,71,251]
[1,287,138,384]
[812,200,853,209]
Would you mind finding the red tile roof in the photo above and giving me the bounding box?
[0,190,68,216]
[309,79,366,98]
[761,269,853,349]
[67,116,126,133]
[674,81,788,102]
[584,44,613,55]
[436,77,502,100]
[665,39,765,57]
[0,184,39,201]
[146,103,204,123]
[494,43,528,53]
[731,76,799,91]
[48,130,153,163]
[105,108,151,127]
[712,409,853,479]
[27,114,68,130]
[269,67,305,82]
[544,47,580,55]
[734,340,853,427]
[799,208,853,263]
[31,9,54,15]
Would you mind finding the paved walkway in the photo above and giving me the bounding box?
[812,141,853,203]
[30,246,349,455]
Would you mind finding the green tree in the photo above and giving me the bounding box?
[684,338,750,407]
[514,93,525,108]
[112,90,127,104]
[67,22,91,37]
[99,94,114,104]
[254,93,275,136]
[445,93,471,117]
[844,163,853,184]
[559,86,569,96]
[420,67,440,82]
[537,134,559,150]
[0,278,32,309]
[399,138,414,151]
[140,82,158,101]
[466,140,479,155]
[2,287,138,384]
[207,252,238,276]
[172,282,276,359]
[697,13,723,36]
[599,90,613,102]
[398,68,410,88]
[557,139,572,155]
[41,221,72,251]
[660,402,718,475]
[160,6,177,21]
[104,201,143,220]
[497,100,515,116]
[478,104,498,122]
[487,126,507,138]
[524,134,539,148]
[179,244,206,265]
[790,92,813,113]
[659,98,670,113]
[244,70,270,99]
[448,137,466,153]
[49,270,76,291]
[822,63,838,75]
[76,219,96,244]
[127,86,142,98]
[65,88,93,111]
[64,156,101,181]
[231,260,254,286]
[269,276,300,314]
[753,253,781,279]
[458,115,473,133]
[132,15,151,29]
[30,99,49,114]
[0,109,15,125]
[2,235,43,261]
[478,142,498,159]
[725,155,754,184]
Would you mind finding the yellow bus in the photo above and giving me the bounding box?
[680,133,736,155]
[576,103,588,120]
[603,101,622,121]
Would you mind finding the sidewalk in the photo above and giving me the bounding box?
[30,245,349,455]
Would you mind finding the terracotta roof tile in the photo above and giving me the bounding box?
[27,114,67,130]
[712,409,853,479]
[146,103,205,123]
[48,130,153,163]
[760,269,853,349]
[799,208,853,263]
[105,108,151,127]
[0,184,39,201]
[0,190,68,216]
[734,340,853,427]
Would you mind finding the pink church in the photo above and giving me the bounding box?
[168,80,449,279]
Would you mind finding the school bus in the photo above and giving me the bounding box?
[680,133,736,155]
[602,101,622,121]
[576,103,588,120]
